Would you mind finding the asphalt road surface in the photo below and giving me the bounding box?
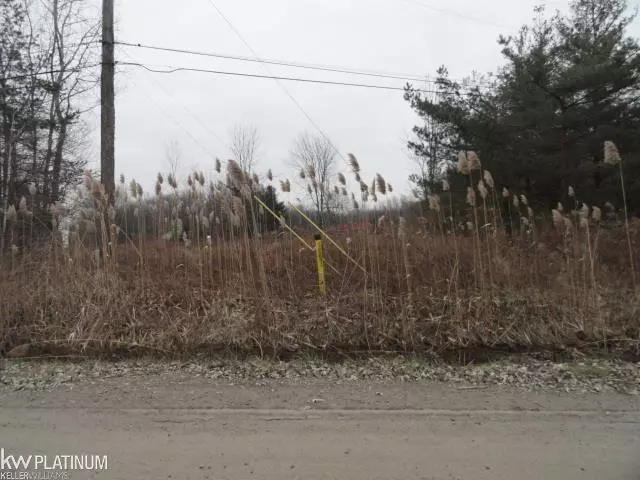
[1,376,639,480]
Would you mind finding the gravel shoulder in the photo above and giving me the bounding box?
[1,356,639,411]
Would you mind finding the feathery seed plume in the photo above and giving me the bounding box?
[467,151,481,171]
[478,180,488,200]
[388,183,393,193]
[520,194,528,206]
[513,195,520,208]
[457,151,470,175]
[502,187,509,198]
[348,153,360,174]
[442,179,450,192]
[119,174,125,184]
[227,160,244,186]
[604,141,621,166]
[592,206,602,222]
[6,205,17,224]
[568,186,575,198]
[28,183,37,196]
[376,173,387,195]
[267,169,273,181]
[483,170,495,189]
[215,158,222,173]
[466,187,476,207]
[338,173,346,186]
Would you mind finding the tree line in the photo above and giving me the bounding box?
[1,0,97,249]
[405,0,640,215]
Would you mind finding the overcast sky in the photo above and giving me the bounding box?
[84,0,640,200]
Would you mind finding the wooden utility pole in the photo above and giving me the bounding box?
[101,0,115,204]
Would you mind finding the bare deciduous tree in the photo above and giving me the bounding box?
[290,132,337,226]
[229,124,260,175]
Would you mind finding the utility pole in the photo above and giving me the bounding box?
[101,0,115,205]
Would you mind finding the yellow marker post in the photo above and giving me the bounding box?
[314,234,326,296]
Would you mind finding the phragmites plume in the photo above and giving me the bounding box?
[604,140,621,166]
[467,151,481,171]
[376,173,387,195]
[355,172,361,183]
[513,195,520,208]
[155,181,162,197]
[592,206,602,222]
[6,204,17,224]
[187,175,193,188]
[360,181,368,193]
[240,184,252,200]
[478,180,488,200]
[552,208,563,226]
[348,153,360,174]
[388,183,393,193]
[398,217,407,239]
[456,151,470,175]
[198,171,206,186]
[136,182,143,198]
[129,179,138,199]
[442,179,450,192]
[568,185,575,198]
[28,183,37,196]
[119,174,125,184]
[18,196,27,214]
[527,206,534,218]
[215,158,222,173]
[307,165,316,181]
[483,170,495,189]
[502,187,509,198]
[604,201,615,212]
[520,194,528,206]
[167,173,178,189]
[557,202,564,213]
[267,169,273,181]
[579,203,590,219]
[341,187,347,196]
[227,159,244,186]
[157,173,164,185]
[466,186,476,207]
[299,169,306,180]
[334,185,340,195]
[337,173,346,186]
[280,179,291,193]
[428,194,441,212]
[84,170,93,191]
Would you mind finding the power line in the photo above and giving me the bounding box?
[1,63,101,82]
[204,0,352,165]
[114,40,430,83]
[119,61,431,92]
[395,0,512,29]
[119,50,229,154]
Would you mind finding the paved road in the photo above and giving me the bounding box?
[1,378,639,480]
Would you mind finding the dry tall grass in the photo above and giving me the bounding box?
[1,144,639,360]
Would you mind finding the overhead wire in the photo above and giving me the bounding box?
[117,60,474,94]
[114,40,431,83]
[203,0,352,164]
